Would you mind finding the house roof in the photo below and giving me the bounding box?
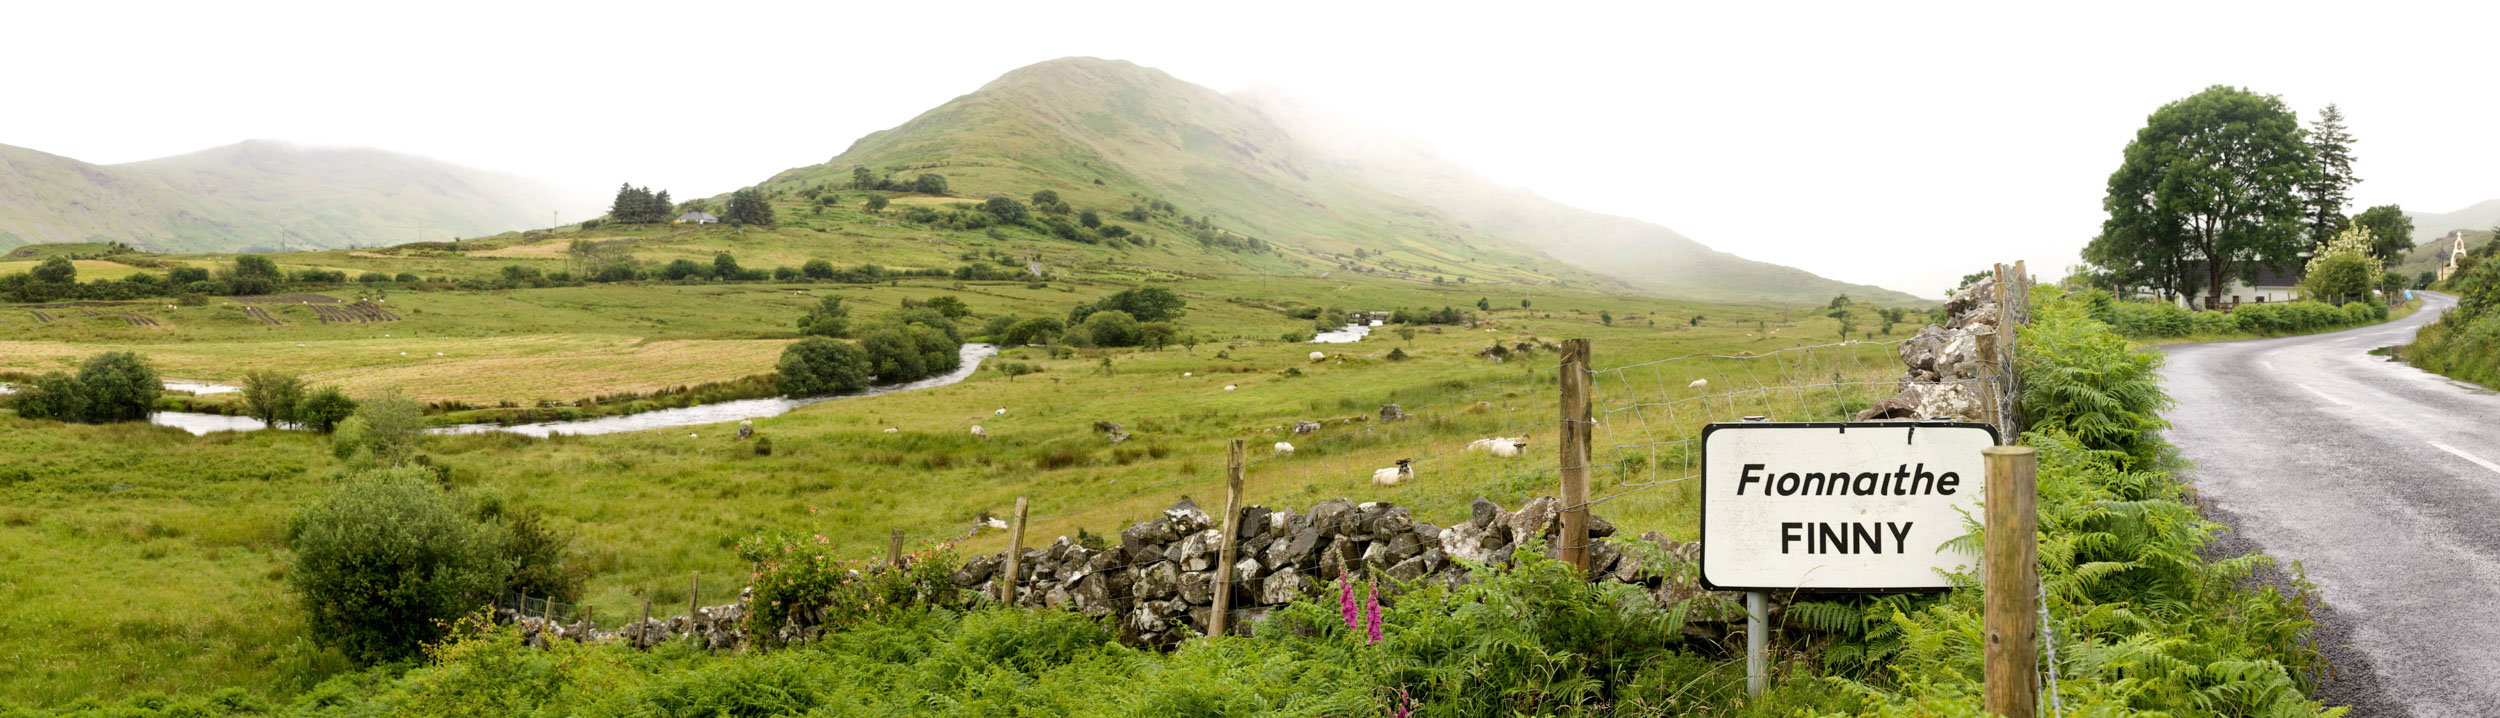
[677,211,717,222]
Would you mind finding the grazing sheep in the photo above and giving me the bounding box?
[984,518,1010,529]
[1468,437,1529,458]
[995,408,1007,415]
[1371,459,1414,487]
[1309,351,1326,361]
[1274,441,1295,454]
[969,425,986,437]
[687,433,698,439]
[883,427,899,433]
[736,420,753,440]
[1183,372,1192,377]
[1688,379,1708,390]
[1224,384,1238,391]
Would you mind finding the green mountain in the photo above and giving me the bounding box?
[763,57,1920,305]
[0,140,589,253]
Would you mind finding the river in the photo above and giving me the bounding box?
[12,344,999,437]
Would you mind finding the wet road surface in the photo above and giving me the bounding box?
[2161,292,2500,717]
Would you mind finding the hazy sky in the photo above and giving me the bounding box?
[10,1,2495,298]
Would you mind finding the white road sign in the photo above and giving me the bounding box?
[1699,421,1997,591]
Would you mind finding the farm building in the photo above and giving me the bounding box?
[675,211,718,225]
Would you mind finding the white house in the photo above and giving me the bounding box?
[2177,261,2303,309]
[675,211,718,225]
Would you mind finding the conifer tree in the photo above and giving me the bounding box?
[2303,104,2358,248]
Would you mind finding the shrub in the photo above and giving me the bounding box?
[1002,317,1065,346]
[333,391,426,464]
[290,467,512,664]
[797,296,851,338]
[76,351,160,423]
[1080,309,1142,348]
[801,259,835,279]
[297,386,357,433]
[8,370,86,420]
[241,369,305,426]
[777,337,871,396]
[735,521,963,646]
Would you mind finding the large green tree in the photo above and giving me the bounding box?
[2302,104,2358,248]
[2090,86,2315,308]
[2351,204,2415,261]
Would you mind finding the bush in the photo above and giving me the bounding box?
[395,272,421,283]
[1002,317,1064,346]
[72,351,160,423]
[802,259,835,279]
[1080,309,1142,347]
[240,369,304,426]
[290,467,512,664]
[8,370,86,420]
[777,337,871,396]
[797,296,850,338]
[332,391,425,464]
[297,386,357,433]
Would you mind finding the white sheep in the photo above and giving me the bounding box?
[1274,441,1295,454]
[1371,459,1414,487]
[969,425,986,437]
[1468,437,1529,458]
[687,432,698,439]
[736,420,754,440]
[1309,351,1326,361]
[1183,372,1192,377]
[883,427,899,433]
[1224,384,1238,391]
[995,408,1007,415]
[1688,379,1708,391]
[984,518,1010,529]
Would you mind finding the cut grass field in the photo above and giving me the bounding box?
[0,270,1908,706]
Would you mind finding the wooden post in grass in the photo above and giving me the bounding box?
[1984,445,2039,718]
[639,597,652,650]
[1000,497,1030,605]
[1210,439,1247,638]
[888,528,906,567]
[1558,338,1594,574]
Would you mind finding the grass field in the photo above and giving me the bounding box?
[0,264,1913,705]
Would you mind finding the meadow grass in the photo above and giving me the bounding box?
[0,276,1909,705]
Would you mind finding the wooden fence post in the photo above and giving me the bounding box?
[638,597,652,650]
[1984,446,2039,718]
[1000,497,1030,605]
[1558,337,1594,574]
[888,528,906,567]
[1210,439,1247,638]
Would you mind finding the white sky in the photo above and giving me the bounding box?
[8,1,2495,298]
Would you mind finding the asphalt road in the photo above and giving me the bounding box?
[2160,292,2500,718]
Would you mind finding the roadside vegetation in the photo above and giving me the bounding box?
[2408,244,2500,387]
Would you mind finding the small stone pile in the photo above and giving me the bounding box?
[951,496,1750,646]
[1856,275,2004,421]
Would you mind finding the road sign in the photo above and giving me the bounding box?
[1699,421,1997,591]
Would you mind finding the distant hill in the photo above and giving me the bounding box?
[2405,198,2500,245]
[1233,86,1926,305]
[760,57,1922,305]
[0,140,593,253]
